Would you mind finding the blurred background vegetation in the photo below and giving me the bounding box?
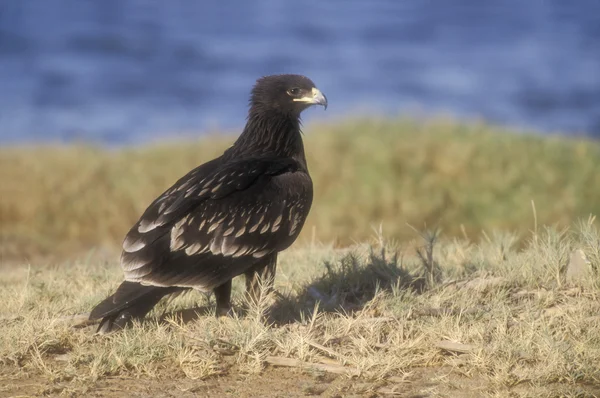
[1,2,599,262]
[2,117,599,261]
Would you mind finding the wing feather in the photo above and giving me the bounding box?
[119,156,312,291]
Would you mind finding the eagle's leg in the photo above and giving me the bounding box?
[244,253,278,306]
[214,279,232,317]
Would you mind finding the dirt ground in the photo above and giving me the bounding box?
[4,365,600,398]
[0,365,490,398]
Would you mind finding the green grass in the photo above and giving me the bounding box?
[1,220,599,396]
[2,117,599,261]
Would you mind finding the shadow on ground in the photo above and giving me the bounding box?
[144,246,432,328]
[269,248,427,324]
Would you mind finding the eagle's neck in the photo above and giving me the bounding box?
[226,109,307,167]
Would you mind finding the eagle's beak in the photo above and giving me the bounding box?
[294,87,328,110]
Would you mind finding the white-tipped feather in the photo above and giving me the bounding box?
[252,249,270,258]
[121,254,150,272]
[138,219,163,233]
[249,214,265,233]
[123,265,153,280]
[290,213,302,236]
[221,237,239,256]
[123,236,146,253]
[210,238,222,255]
[235,226,246,237]
[260,222,271,234]
[233,245,251,258]
[211,183,223,193]
[169,216,188,251]
[185,243,204,256]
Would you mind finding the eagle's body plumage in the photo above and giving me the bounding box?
[89,74,327,332]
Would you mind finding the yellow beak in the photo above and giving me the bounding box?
[293,87,328,110]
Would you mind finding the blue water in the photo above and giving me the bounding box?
[1,0,599,144]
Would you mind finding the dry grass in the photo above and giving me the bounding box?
[1,219,599,396]
[2,117,600,261]
[2,118,600,396]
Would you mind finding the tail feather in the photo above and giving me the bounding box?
[89,281,184,333]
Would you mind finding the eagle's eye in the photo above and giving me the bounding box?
[287,87,301,97]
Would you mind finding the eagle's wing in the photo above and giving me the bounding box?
[119,156,312,290]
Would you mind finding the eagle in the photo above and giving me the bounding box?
[89,74,327,333]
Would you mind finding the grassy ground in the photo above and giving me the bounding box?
[1,219,599,397]
[1,118,600,396]
[2,117,599,261]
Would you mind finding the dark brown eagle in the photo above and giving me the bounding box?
[89,74,327,333]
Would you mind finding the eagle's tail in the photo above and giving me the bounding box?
[89,281,184,333]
